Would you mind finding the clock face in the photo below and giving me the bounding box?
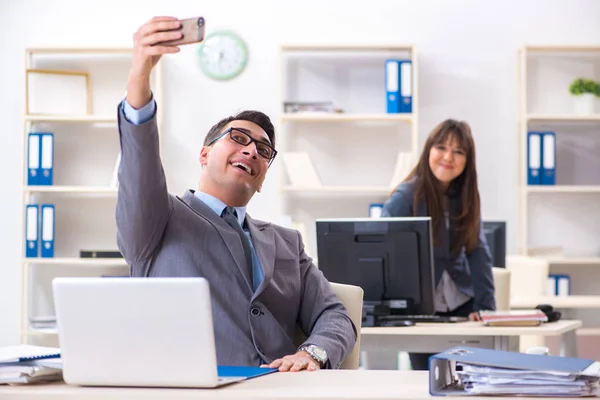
[198,31,248,81]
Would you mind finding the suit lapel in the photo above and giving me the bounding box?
[178,190,253,293]
[245,214,275,299]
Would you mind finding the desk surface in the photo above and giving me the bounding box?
[361,320,581,336]
[0,370,567,400]
[511,295,600,309]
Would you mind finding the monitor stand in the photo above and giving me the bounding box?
[362,300,416,327]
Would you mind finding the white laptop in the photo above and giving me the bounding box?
[52,277,277,387]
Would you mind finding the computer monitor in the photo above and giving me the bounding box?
[483,221,506,268]
[316,217,435,324]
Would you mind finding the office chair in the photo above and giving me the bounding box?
[295,282,364,369]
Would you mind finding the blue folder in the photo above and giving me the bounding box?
[527,131,541,185]
[217,366,278,379]
[541,131,556,185]
[27,133,41,186]
[25,204,39,258]
[429,346,600,396]
[385,59,412,114]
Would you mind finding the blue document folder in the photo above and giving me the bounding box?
[27,133,41,186]
[385,59,412,114]
[25,204,39,258]
[40,204,55,258]
[39,133,54,186]
[429,346,600,396]
[217,366,278,379]
[541,131,556,185]
[527,132,541,185]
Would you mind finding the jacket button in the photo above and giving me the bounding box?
[250,307,261,316]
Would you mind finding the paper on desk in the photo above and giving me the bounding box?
[0,366,62,385]
[463,383,598,396]
[457,363,600,397]
[0,345,60,363]
[459,363,576,379]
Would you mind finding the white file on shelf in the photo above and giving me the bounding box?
[281,152,322,188]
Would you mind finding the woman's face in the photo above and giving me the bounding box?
[428,136,467,185]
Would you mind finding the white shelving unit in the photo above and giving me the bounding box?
[277,44,418,257]
[19,47,163,344]
[517,45,600,354]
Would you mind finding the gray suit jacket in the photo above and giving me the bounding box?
[115,105,356,369]
[381,179,496,312]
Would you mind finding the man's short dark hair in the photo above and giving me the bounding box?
[204,110,276,148]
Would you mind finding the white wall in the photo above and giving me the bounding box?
[0,0,599,346]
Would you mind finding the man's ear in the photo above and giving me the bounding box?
[256,185,262,193]
[199,146,210,166]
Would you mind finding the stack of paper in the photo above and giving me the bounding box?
[457,363,600,397]
[0,345,62,385]
[479,309,548,326]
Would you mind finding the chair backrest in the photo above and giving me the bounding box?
[504,255,550,352]
[294,282,364,369]
[506,255,550,297]
[491,267,511,310]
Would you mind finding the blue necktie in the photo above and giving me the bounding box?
[221,206,253,286]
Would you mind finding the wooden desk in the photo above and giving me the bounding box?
[0,370,569,400]
[360,320,581,368]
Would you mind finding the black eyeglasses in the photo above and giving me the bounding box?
[207,127,277,165]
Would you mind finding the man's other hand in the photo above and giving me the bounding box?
[260,351,320,372]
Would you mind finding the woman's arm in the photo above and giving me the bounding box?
[467,218,496,311]
[381,183,414,217]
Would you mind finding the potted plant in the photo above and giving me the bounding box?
[569,78,598,115]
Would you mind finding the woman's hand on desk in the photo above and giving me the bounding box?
[260,351,321,372]
[469,312,482,321]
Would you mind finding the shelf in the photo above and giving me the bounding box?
[26,47,132,54]
[24,328,57,336]
[527,114,600,122]
[524,45,600,53]
[526,185,600,193]
[281,186,392,196]
[511,295,600,309]
[25,115,117,123]
[546,257,600,265]
[281,44,414,52]
[22,258,128,267]
[281,113,412,123]
[24,186,118,195]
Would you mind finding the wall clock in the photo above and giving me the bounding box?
[198,30,248,81]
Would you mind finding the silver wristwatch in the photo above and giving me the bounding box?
[299,344,328,367]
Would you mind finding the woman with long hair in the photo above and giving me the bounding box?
[381,119,496,370]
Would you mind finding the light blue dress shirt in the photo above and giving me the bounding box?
[122,97,156,125]
[193,191,264,292]
[122,99,264,291]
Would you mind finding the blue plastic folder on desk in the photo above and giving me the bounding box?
[429,346,600,396]
[217,366,278,379]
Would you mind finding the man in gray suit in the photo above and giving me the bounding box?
[116,16,356,372]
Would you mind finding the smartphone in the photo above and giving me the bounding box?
[157,16,205,46]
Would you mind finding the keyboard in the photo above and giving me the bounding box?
[377,315,468,323]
